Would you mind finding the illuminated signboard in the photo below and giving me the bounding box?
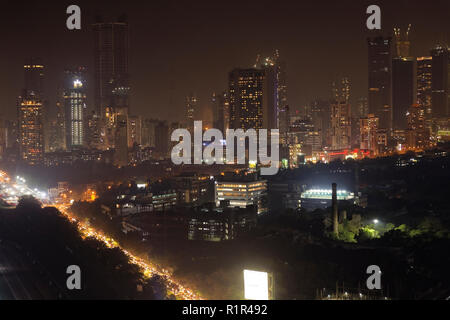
[243,269,272,300]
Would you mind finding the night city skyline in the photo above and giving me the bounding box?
[0,0,450,122]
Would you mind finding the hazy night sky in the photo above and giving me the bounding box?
[0,0,450,122]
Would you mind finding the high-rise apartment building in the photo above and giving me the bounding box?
[406,104,430,149]
[367,36,392,130]
[431,45,449,118]
[330,100,352,150]
[392,26,416,131]
[360,114,379,155]
[93,18,130,117]
[417,56,433,116]
[64,67,87,149]
[127,115,142,148]
[18,59,45,165]
[228,68,277,130]
[17,96,44,165]
[93,17,130,150]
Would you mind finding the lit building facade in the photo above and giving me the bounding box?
[406,104,430,149]
[228,68,277,130]
[127,115,142,148]
[330,100,352,150]
[417,56,433,117]
[215,178,268,215]
[64,67,87,149]
[18,97,44,165]
[359,114,379,155]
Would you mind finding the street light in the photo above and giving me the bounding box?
[373,219,379,224]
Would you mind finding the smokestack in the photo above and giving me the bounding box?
[332,183,338,235]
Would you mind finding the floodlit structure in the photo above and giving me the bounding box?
[300,188,355,211]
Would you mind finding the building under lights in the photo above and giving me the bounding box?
[330,100,352,150]
[17,96,44,165]
[359,114,379,155]
[300,188,355,211]
[417,56,433,117]
[228,67,277,130]
[215,172,268,214]
[64,67,87,149]
[406,104,430,149]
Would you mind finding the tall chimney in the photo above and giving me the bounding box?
[332,183,338,235]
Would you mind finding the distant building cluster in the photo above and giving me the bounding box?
[0,20,449,169]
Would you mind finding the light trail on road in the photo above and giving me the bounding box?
[0,169,203,300]
[54,205,203,300]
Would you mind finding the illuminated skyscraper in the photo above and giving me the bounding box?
[17,96,44,165]
[64,67,87,149]
[406,104,429,149]
[18,60,45,165]
[359,114,379,155]
[228,67,277,130]
[367,36,392,130]
[330,100,352,150]
[330,79,352,150]
[417,56,433,116]
[431,45,449,118]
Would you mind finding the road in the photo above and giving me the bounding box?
[0,169,203,300]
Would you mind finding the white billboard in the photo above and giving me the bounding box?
[243,269,269,300]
